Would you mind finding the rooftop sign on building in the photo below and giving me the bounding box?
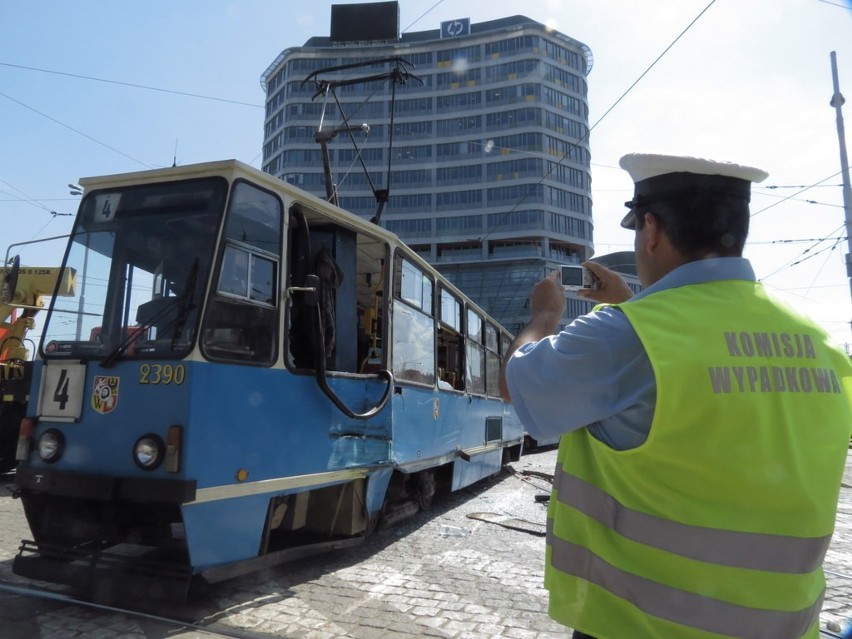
[440,18,471,39]
[330,1,399,42]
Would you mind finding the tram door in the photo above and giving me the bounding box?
[305,227,357,373]
[287,207,358,373]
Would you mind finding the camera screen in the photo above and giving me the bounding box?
[561,266,583,286]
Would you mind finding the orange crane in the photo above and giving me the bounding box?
[0,258,75,472]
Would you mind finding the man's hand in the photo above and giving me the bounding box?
[499,273,565,402]
[529,272,567,320]
[578,261,634,304]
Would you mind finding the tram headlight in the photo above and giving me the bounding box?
[37,429,65,463]
[133,434,165,470]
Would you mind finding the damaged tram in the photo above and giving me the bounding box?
[12,159,523,600]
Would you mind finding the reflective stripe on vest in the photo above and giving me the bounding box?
[543,280,852,639]
[553,467,831,574]
[547,518,825,639]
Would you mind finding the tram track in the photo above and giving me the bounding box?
[0,579,278,639]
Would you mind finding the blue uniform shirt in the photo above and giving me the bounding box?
[504,258,757,450]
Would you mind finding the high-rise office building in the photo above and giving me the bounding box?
[260,8,595,332]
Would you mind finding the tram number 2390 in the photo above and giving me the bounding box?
[139,364,185,385]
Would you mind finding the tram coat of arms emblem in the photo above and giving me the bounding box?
[92,375,120,414]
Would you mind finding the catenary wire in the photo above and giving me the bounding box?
[486,0,720,243]
[0,90,152,169]
[401,0,447,33]
[759,225,846,281]
[488,0,719,324]
[0,62,263,109]
[751,170,847,218]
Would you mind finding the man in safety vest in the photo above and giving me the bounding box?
[499,153,852,639]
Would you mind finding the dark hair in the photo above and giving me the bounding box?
[635,190,750,259]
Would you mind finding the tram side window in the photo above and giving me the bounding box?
[501,331,512,365]
[437,286,464,391]
[201,181,282,364]
[392,255,435,386]
[485,321,500,398]
[466,309,486,395]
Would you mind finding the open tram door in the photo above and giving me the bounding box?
[286,203,393,419]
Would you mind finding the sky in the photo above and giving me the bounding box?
[2,0,852,349]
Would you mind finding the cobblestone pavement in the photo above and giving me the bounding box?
[2,449,851,638]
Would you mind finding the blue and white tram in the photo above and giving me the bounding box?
[12,159,523,600]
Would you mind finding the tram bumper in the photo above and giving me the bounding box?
[13,465,198,602]
[14,464,197,502]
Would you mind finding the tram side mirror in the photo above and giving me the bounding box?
[2,255,20,304]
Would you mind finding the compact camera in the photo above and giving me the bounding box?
[560,264,594,292]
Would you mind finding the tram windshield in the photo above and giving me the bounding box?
[40,177,227,361]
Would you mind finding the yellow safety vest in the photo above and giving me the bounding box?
[547,280,852,639]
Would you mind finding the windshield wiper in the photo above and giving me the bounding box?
[100,260,199,368]
[100,298,178,368]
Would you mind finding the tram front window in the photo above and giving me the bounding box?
[40,178,226,361]
[201,181,282,365]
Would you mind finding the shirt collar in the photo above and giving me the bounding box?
[630,257,756,302]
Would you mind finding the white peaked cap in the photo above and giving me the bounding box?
[618,153,769,228]
[619,153,769,184]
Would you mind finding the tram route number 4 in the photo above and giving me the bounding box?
[38,361,86,421]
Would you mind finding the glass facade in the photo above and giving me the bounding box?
[260,16,594,333]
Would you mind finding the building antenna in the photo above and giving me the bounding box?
[173,139,179,167]
[829,51,852,332]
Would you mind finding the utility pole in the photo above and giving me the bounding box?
[829,51,852,334]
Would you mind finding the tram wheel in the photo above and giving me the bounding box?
[416,469,436,511]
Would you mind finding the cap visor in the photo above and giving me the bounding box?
[620,211,636,229]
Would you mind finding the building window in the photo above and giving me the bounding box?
[487,183,544,206]
[436,214,482,236]
[436,164,482,185]
[437,44,481,66]
[436,68,481,88]
[487,210,545,233]
[486,84,539,106]
[484,59,539,84]
[436,190,483,211]
[437,91,482,112]
[484,35,538,58]
[436,115,482,136]
[384,218,432,237]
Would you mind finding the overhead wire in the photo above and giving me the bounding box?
[299,0,717,328]
[800,236,845,300]
[0,62,263,109]
[401,0,447,33]
[754,187,844,209]
[0,59,265,219]
[0,178,73,243]
[489,0,720,327]
[487,0,720,239]
[0,90,152,169]
[758,224,846,281]
[0,178,60,216]
[5,3,842,328]
[750,170,847,218]
[748,169,849,288]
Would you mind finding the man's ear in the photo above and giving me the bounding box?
[642,212,663,252]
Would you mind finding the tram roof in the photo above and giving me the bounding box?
[77,159,400,243]
[75,159,511,335]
